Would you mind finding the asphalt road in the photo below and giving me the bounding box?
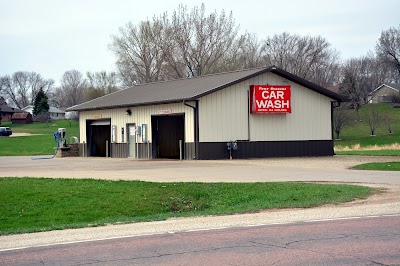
[1,215,399,266]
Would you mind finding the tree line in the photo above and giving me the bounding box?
[0,70,118,110]
[110,4,344,88]
[0,4,399,112]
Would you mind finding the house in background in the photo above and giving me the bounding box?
[60,108,79,120]
[0,97,23,122]
[22,105,66,120]
[369,84,400,103]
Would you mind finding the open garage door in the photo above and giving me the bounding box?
[87,119,111,157]
[151,114,184,159]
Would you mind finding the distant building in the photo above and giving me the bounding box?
[369,84,400,103]
[12,112,33,124]
[0,97,23,122]
[22,105,66,120]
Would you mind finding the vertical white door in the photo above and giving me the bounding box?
[128,124,136,158]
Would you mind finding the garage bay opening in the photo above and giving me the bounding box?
[151,114,184,159]
[86,119,111,157]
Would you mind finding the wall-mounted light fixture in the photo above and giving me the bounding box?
[126,109,132,115]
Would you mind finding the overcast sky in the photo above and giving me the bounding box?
[0,0,399,84]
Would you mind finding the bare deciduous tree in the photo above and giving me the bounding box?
[110,16,167,86]
[366,52,398,88]
[165,4,244,78]
[260,32,341,87]
[35,111,51,124]
[339,56,380,120]
[11,72,30,108]
[376,25,400,80]
[364,104,383,136]
[0,72,54,109]
[86,71,119,94]
[333,103,353,139]
[384,114,393,134]
[228,33,264,70]
[53,70,87,108]
[85,71,120,101]
[0,75,13,104]
[110,4,247,85]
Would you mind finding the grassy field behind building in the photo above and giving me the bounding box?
[334,103,400,156]
[0,120,79,156]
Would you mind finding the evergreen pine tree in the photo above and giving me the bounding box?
[33,87,49,117]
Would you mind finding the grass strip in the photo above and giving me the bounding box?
[335,150,400,156]
[353,162,400,171]
[0,178,372,235]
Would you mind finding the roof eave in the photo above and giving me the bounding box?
[270,68,346,102]
[193,66,346,102]
[66,98,195,112]
[192,67,275,99]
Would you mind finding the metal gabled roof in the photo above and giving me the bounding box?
[0,105,23,113]
[67,66,345,111]
[371,83,400,94]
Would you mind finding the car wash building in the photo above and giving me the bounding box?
[67,66,345,160]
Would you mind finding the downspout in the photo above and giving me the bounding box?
[331,102,334,141]
[331,101,340,140]
[331,101,340,155]
[184,100,199,160]
[247,90,250,141]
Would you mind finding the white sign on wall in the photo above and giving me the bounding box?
[129,127,136,136]
[111,125,116,143]
[158,109,172,115]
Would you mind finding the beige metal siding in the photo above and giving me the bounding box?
[79,102,195,143]
[250,84,332,141]
[199,72,333,142]
[200,83,248,141]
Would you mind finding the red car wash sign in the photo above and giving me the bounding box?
[250,85,291,113]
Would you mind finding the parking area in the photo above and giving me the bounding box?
[0,155,399,185]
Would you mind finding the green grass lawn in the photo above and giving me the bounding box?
[0,178,372,235]
[0,120,79,156]
[336,150,400,156]
[353,162,400,171]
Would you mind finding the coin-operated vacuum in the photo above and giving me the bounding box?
[226,140,238,160]
[56,128,67,149]
[32,128,67,160]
